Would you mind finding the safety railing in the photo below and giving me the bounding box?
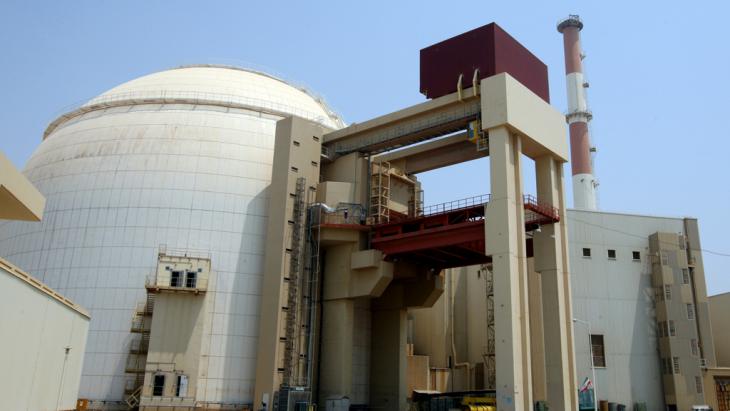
[418,194,491,217]
[523,194,560,221]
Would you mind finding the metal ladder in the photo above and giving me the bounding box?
[282,177,306,387]
[483,264,495,389]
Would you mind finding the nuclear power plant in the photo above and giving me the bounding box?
[1,15,729,411]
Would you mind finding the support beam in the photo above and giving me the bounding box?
[533,155,578,410]
[374,132,487,174]
[323,87,479,156]
[485,127,532,411]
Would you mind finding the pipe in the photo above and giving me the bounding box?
[450,269,471,390]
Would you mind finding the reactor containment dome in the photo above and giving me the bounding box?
[0,65,343,406]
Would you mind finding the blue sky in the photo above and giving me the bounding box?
[1,1,728,294]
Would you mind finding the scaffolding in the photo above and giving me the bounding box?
[370,161,392,224]
[124,293,155,408]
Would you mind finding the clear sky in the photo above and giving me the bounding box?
[1,1,728,294]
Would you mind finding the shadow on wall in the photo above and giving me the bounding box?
[221,186,270,403]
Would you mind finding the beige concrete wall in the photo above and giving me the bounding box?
[710,293,730,367]
[0,257,89,411]
[255,116,331,408]
[0,151,45,221]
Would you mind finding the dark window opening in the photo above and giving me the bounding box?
[632,251,641,261]
[153,374,165,396]
[312,136,320,142]
[170,271,183,287]
[186,271,197,288]
[582,248,591,258]
[590,334,606,367]
[293,140,300,146]
[291,166,299,173]
[607,249,617,259]
[176,375,187,397]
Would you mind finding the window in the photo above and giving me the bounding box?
[590,334,606,367]
[661,252,669,265]
[690,339,699,357]
[673,356,680,374]
[632,251,641,261]
[669,320,676,337]
[687,304,695,320]
[682,269,690,284]
[170,271,183,287]
[658,321,666,337]
[293,140,300,146]
[185,271,197,288]
[582,248,591,258]
[664,285,672,301]
[153,374,165,396]
[312,136,320,142]
[679,235,686,250]
[695,376,703,394]
[290,166,299,173]
[311,161,318,167]
[607,249,617,259]
[176,375,188,397]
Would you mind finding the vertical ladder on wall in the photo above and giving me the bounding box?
[370,161,391,224]
[484,264,496,390]
[282,177,306,388]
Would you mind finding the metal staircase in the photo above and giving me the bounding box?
[370,161,392,224]
[124,291,155,408]
[484,264,495,389]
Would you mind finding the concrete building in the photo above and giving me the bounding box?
[0,152,89,411]
[710,293,730,368]
[0,65,343,409]
[409,210,726,410]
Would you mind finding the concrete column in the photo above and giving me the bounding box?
[318,299,355,405]
[528,258,547,402]
[533,155,578,410]
[485,126,532,411]
[370,308,407,411]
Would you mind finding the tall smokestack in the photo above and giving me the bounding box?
[558,15,597,210]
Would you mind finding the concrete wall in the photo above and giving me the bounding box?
[569,210,687,410]
[710,293,730,367]
[0,257,89,411]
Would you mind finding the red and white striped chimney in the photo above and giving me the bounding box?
[558,15,597,210]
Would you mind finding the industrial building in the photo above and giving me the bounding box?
[0,152,90,411]
[0,15,728,411]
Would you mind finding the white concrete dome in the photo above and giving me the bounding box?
[0,65,342,406]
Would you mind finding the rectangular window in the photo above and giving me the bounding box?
[687,304,695,320]
[682,269,690,284]
[607,249,617,259]
[590,334,606,367]
[185,271,197,288]
[669,320,676,337]
[673,357,680,374]
[311,161,318,167]
[658,321,666,337]
[312,136,320,142]
[679,235,686,250]
[632,251,641,261]
[170,271,182,287]
[664,285,672,300]
[293,140,300,146]
[176,375,188,397]
[153,374,165,396]
[695,376,703,394]
[661,252,669,265]
[690,339,699,357]
[290,166,299,173]
[582,248,591,258]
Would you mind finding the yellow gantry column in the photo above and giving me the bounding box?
[485,126,533,411]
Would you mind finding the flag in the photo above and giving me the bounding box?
[579,377,593,392]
